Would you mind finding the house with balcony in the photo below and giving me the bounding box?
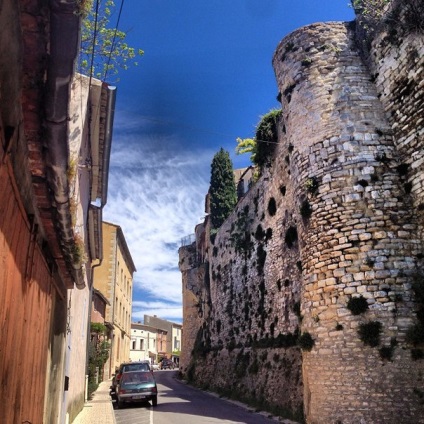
[0,1,115,423]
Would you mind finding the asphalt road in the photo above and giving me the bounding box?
[114,370,280,424]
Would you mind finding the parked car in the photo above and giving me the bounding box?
[112,361,151,391]
[160,359,175,370]
[116,371,158,407]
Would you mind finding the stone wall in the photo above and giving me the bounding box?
[179,3,424,423]
[273,19,423,424]
[180,168,305,419]
[362,0,424,234]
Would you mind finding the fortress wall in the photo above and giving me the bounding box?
[364,3,424,235]
[180,132,305,418]
[203,165,304,417]
[180,5,424,423]
[273,21,424,423]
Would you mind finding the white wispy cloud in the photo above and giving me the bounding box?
[104,115,213,321]
[132,300,183,322]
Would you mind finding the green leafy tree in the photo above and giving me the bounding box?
[78,0,144,81]
[255,108,281,169]
[209,148,237,230]
[235,137,256,163]
[236,108,282,171]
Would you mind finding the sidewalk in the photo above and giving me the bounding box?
[72,379,116,424]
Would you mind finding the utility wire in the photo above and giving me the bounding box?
[103,0,125,83]
[122,114,281,146]
[88,0,100,88]
[85,1,279,147]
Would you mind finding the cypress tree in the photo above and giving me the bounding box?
[209,148,237,230]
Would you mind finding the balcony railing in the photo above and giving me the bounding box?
[180,234,195,247]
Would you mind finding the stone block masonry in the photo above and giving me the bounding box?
[180,2,424,423]
[273,19,423,423]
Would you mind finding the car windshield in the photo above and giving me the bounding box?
[121,372,154,385]
[123,363,150,372]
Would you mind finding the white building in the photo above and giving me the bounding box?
[130,323,167,363]
[144,315,182,365]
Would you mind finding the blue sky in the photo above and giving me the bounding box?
[102,0,355,323]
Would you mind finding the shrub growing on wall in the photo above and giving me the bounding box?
[298,332,315,351]
[305,176,319,195]
[236,109,282,171]
[88,323,110,398]
[300,200,312,219]
[255,109,282,169]
[358,321,382,347]
[347,295,369,315]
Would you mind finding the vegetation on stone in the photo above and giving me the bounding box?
[236,109,282,171]
[88,322,110,397]
[298,332,315,351]
[180,2,424,421]
[358,321,382,347]
[346,295,369,315]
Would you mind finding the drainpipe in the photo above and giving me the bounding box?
[85,207,105,384]
[109,231,118,377]
[100,84,116,207]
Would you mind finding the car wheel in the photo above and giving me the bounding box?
[152,396,158,407]
[117,399,124,409]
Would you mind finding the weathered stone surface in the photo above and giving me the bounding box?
[180,2,424,423]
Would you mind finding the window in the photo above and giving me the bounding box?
[140,339,144,350]
[132,340,136,350]
[174,337,180,350]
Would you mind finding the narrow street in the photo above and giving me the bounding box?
[114,370,280,424]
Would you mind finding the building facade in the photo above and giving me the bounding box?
[64,73,116,423]
[91,289,111,324]
[130,323,167,363]
[93,222,136,377]
[144,315,182,365]
[0,2,114,423]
